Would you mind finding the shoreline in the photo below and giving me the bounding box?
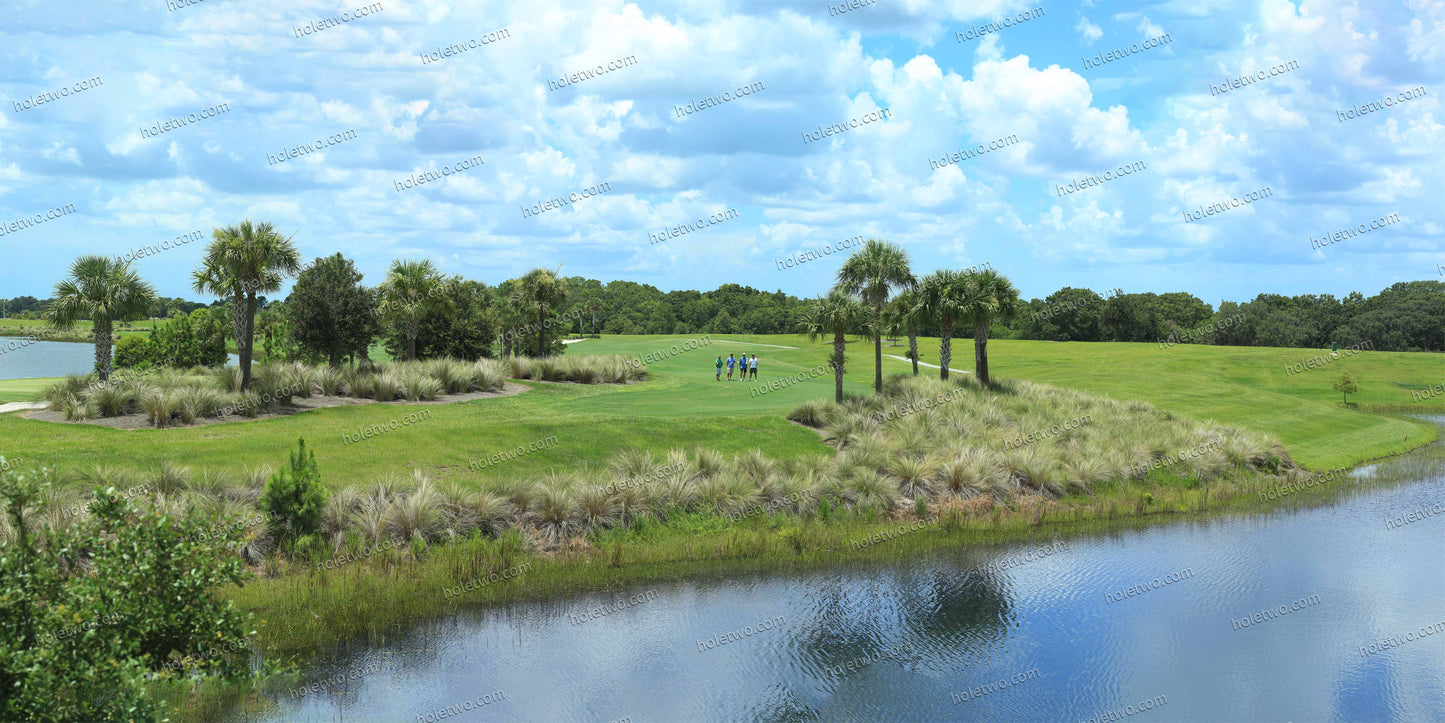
[227,438,1435,662]
[166,420,1444,721]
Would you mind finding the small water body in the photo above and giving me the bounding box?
[235,431,1445,723]
[0,340,237,380]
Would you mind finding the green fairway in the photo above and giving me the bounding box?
[0,378,56,404]
[556,334,877,416]
[565,334,1441,469]
[0,334,1438,483]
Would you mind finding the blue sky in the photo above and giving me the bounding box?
[0,0,1438,305]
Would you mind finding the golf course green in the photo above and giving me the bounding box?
[0,334,1433,479]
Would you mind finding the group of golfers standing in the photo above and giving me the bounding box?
[717,353,757,381]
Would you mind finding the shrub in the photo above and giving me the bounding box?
[0,466,252,721]
[787,399,834,428]
[44,374,93,411]
[471,359,507,392]
[112,333,157,370]
[260,439,329,544]
[372,371,403,402]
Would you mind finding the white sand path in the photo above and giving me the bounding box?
[708,339,798,349]
[884,354,970,374]
[0,401,48,413]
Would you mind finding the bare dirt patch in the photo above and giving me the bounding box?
[18,382,531,431]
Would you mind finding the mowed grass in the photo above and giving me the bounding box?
[882,337,1443,470]
[0,377,57,404]
[0,317,154,338]
[556,334,877,415]
[0,333,1438,483]
[0,338,846,486]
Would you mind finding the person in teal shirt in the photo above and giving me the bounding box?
[715,355,724,380]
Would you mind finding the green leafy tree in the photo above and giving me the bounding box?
[710,309,738,334]
[192,220,301,390]
[42,255,156,381]
[1333,371,1359,404]
[113,310,227,370]
[797,290,867,403]
[958,268,1020,386]
[510,267,571,357]
[383,276,496,360]
[260,439,328,544]
[835,239,915,393]
[378,260,450,361]
[287,253,380,367]
[1027,287,1105,341]
[919,269,968,381]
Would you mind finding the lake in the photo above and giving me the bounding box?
[0,340,237,380]
[233,430,1445,722]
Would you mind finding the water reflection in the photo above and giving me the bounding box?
[236,443,1445,723]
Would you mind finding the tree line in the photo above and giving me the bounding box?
[22,221,1444,391]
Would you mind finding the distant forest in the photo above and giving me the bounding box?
[4,278,1442,353]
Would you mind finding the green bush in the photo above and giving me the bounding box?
[0,467,254,722]
[113,333,157,370]
[260,439,329,543]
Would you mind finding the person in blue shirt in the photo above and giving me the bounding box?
[726,354,736,380]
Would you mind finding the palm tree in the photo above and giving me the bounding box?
[377,260,449,361]
[958,268,1019,386]
[835,239,915,394]
[886,288,926,376]
[510,268,570,357]
[44,256,155,382]
[192,220,300,390]
[796,290,868,403]
[918,269,967,382]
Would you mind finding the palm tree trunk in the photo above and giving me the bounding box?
[873,301,883,393]
[93,319,112,382]
[240,293,258,390]
[974,319,990,386]
[229,292,245,390]
[537,307,546,357]
[939,317,953,382]
[407,333,417,361]
[908,327,918,376]
[832,332,846,403]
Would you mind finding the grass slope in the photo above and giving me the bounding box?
[890,337,1441,469]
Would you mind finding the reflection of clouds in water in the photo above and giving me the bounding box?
[246,446,1445,722]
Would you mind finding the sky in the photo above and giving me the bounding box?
[0,0,1439,306]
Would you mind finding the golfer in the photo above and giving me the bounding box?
[726,354,736,380]
[749,354,758,380]
[715,355,724,381]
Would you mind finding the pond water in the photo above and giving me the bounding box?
[0,340,237,380]
[234,433,1445,722]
